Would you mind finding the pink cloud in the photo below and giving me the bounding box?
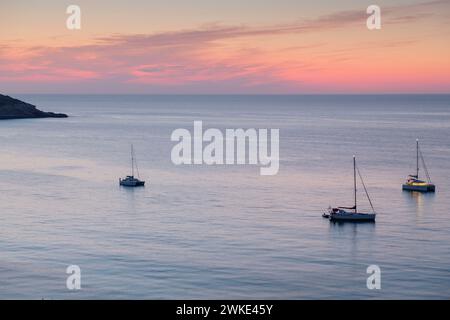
[1,0,449,93]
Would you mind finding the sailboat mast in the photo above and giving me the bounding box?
[416,139,419,178]
[131,144,134,177]
[353,155,357,213]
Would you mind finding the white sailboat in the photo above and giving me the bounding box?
[323,156,376,222]
[402,139,435,192]
[119,144,145,187]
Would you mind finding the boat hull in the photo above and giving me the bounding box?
[402,184,435,192]
[119,180,145,187]
[329,213,376,222]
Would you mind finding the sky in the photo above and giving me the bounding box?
[1,0,449,94]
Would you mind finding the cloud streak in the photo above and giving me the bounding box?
[1,0,449,93]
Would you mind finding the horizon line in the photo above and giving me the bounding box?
[8,92,450,96]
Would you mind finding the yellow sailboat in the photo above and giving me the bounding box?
[402,139,435,192]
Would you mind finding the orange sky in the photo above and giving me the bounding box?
[1,0,449,93]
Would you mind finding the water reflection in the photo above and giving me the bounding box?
[121,185,146,214]
[326,220,376,260]
[328,220,376,231]
[328,219,376,241]
[402,190,435,218]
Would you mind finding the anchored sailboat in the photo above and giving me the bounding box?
[323,156,376,222]
[119,144,145,187]
[402,139,435,192]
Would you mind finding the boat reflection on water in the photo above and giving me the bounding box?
[328,219,376,232]
[403,190,435,218]
[327,219,376,256]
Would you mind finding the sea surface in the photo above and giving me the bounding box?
[0,94,449,299]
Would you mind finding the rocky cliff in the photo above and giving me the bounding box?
[0,94,68,120]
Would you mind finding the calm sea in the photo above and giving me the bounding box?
[1,94,449,299]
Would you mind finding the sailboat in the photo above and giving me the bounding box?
[119,144,145,187]
[323,156,376,222]
[402,139,435,192]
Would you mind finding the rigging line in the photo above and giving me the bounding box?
[356,164,376,214]
[134,151,141,178]
[419,148,432,183]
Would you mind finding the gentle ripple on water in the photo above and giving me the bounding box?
[0,94,449,299]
